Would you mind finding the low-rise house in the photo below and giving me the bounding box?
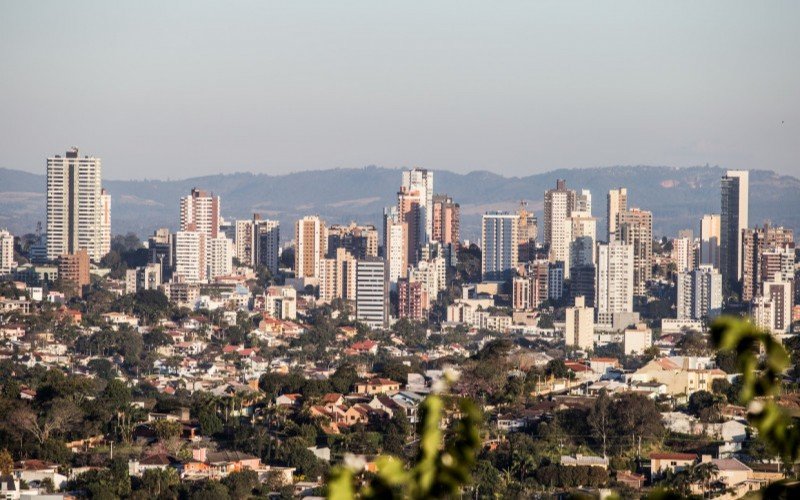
[0,297,30,314]
[321,393,345,409]
[649,452,697,478]
[628,358,726,397]
[588,357,620,375]
[661,412,747,443]
[560,454,609,469]
[102,312,140,328]
[0,324,26,341]
[391,392,423,423]
[616,471,645,489]
[367,395,402,417]
[129,454,183,476]
[496,415,527,432]
[711,457,752,487]
[355,378,401,395]
[276,393,302,407]
[342,404,371,426]
[13,459,68,489]
[348,340,379,356]
[203,449,260,477]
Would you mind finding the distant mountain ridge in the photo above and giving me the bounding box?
[1,165,799,242]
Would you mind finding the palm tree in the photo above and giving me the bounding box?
[692,462,719,498]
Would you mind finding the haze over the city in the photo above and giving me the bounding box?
[1,0,799,180]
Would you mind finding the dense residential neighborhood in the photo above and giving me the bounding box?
[0,159,798,499]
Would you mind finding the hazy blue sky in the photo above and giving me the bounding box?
[1,1,798,180]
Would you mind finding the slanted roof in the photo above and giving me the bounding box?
[139,454,180,466]
[712,458,752,472]
[206,450,259,464]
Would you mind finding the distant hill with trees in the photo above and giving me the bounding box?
[2,165,798,241]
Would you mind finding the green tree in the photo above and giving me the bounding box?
[715,349,738,374]
[87,359,116,380]
[537,313,554,329]
[222,469,259,500]
[383,411,411,456]
[140,467,179,497]
[197,408,223,436]
[101,379,132,412]
[153,420,182,441]
[0,449,12,475]
[545,359,570,379]
[329,364,358,394]
[469,460,503,498]
[131,289,171,324]
[710,317,799,496]
[190,480,231,500]
[588,390,612,456]
[327,385,481,500]
[609,393,665,453]
[40,477,55,494]
[392,319,427,347]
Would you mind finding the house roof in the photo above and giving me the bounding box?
[650,452,697,460]
[712,458,752,472]
[351,340,378,351]
[139,454,180,466]
[564,361,590,372]
[13,459,57,471]
[362,378,399,386]
[322,393,344,403]
[590,357,620,363]
[206,450,259,464]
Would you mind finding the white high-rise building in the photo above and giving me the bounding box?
[0,230,14,275]
[295,216,327,279]
[481,212,519,281]
[356,258,388,329]
[548,262,565,300]
[676,271,694,320]
[319,248,357,304]
[254,219,280,275]
[569,210,597,268]
[383,207,406,289]
[752,296,776,334]
[408,256,447,305]
[700,214,721,269]
[672,236,694,272]
[46,148,105,261]
[235,219,255,265]
[401,168,434,244]
[576,189,592,214]
[607,188,627,242]
[100,189,111,258]
[565,296,594,350]
[207,235,234,279]
[180,188,220,238]
[721,170,749,293]
[544,180,576,277]
[596,241,634,324]
[757,280,793,334]
[677,265,722,321]
[174,231,207,283]
[694,266,723,321]
[570,236,595,269]
[618,208,653,296]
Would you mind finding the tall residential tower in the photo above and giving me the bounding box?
[46,148,106,261]
[720,170,749,296]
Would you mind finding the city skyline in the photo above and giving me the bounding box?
[1,3,800,497]
[1,1,799,179]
